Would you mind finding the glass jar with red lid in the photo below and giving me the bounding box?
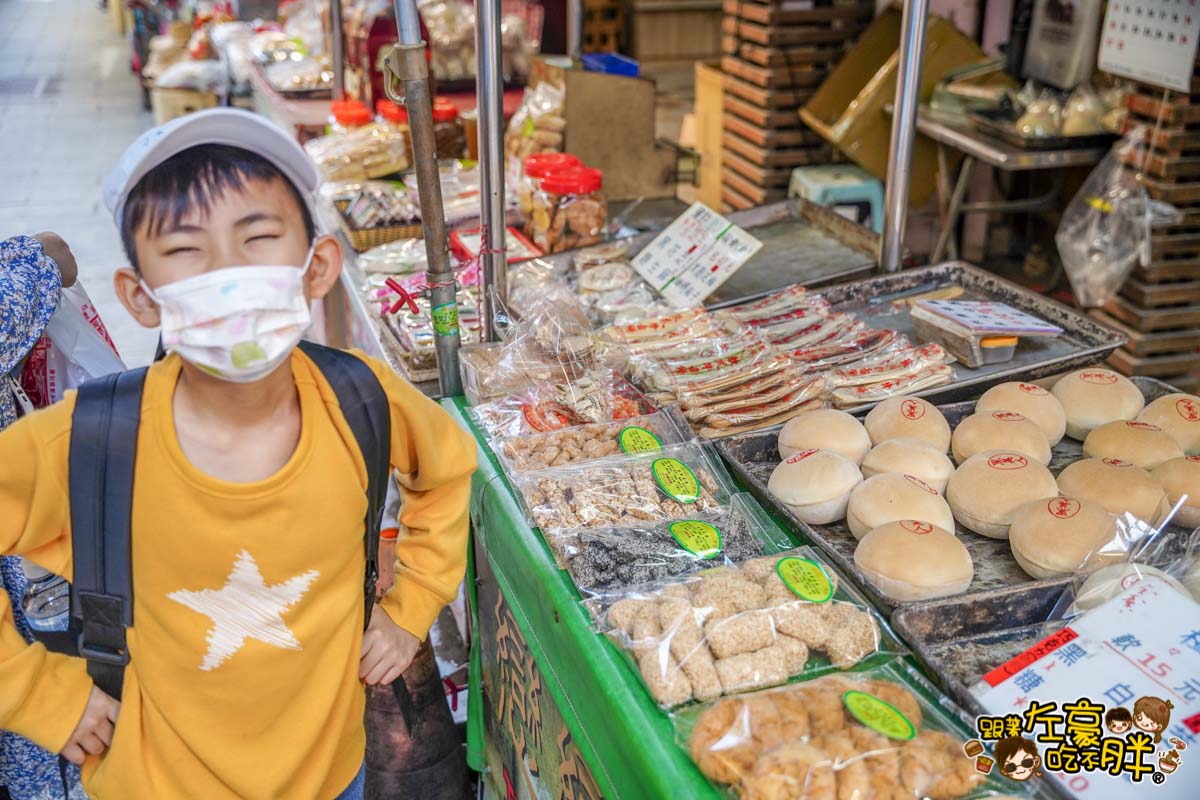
[328,99,372,135]
[431,98,465,160]
[518,152,582,217]
[527,166,606,254]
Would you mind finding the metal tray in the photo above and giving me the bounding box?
[814,261,1126,408]
[716,377,1191,616]
[969,111,1117,151]
[534,198,881,304]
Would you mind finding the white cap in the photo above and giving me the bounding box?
[102,108,320,228]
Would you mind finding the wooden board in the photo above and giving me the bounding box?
[1120,277,1200,307]
[1107,347,1200,378]
[721,129,831,168]
[721,185,757,212]
[722,37,847,68]
[1090,310,1200,357]
[722,73,817,109]
[1123,116,1200,155]
[721,55,831,89]
[1141,173,1200,204]
[1127,91,1200,126]
[721,18,867,48]
[721,147,796,188]
[720,167,788,205]
[723,114,824,147]
[1103,295,1200,331]
[1136,256,1200,283]
[1121,146,1200,179]
[723,94,805,129]
[721,0,874,27]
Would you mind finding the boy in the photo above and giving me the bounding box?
[0,109,477,799]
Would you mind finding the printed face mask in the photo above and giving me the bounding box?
[142,247,314,383]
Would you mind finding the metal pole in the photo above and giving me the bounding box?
[387,0,463,395]
[880,0,931,272]
[330,0,346,101]
[476,0,508,342]
[567,0,584,59]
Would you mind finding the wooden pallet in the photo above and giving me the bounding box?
[721,55,831,90]
[1127,90,1200,126]
[1121,277,1200,308]
[723,114,824,148]
[1091,310,1200,357]
[1121,146,1200,179]
[721,185,758,212]
[1122,117,1200,155]
[722,129,832,167]
[721,17,868,48]
[723,73,817,109]
[1107,347,1200,379]
[1140,173,1200,204]
[721,167,789,205]
[722,147,796,188]
[1136,256,1200,283]
[721,0,874,28]
[1103,295,1200,331]
[722,37,847,69]
[723,93,805,128]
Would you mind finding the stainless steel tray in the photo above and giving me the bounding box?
[715,377,1191,616]
[969,111,1117,152]
[812,261,1126,409]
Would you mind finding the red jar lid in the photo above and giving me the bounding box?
[431,99,459,123]
[376,99,409,124]
[524,152,582,178]
[540,167,602,195]
[333,100,371,127]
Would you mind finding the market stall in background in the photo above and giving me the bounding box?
[103,1,1200,799]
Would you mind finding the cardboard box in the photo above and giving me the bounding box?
[800,5,990,205]
[693,61,724,208]
[150,87,220,126]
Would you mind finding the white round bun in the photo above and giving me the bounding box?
[951,410,1052,466]
[1051,368,1145,440]
[860,438,955,494]
[845,473,956,540]
[864,397,951,451]
[854,520,973,601]
[778,408,872,464]
[1139,393,1200,455]
[768,449,863,525]
[1075,563,1193,612]
[977,381,1067,445]
[1008,497,1121,579]
[945,450,1058,539]
[1082,420,1184,470]
[1056,457,1169,526]
[1151,456,1200,529]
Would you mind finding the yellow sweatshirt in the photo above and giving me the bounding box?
[0,350,477,799]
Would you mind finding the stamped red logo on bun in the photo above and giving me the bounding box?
[905,475,939,495]
[784,449,818,465]
[1080,371,1118,385]
[991,411,1026,422]
[900,399,926,420]
[987,453,1028,470]
[900,520,933,535]
[1047,497,1081,519]
[1188,455,1200,463]
[1102,458,1131,467]
[1018,383,1047,395]
[1176,398,1200,422]
[1125,421,1162,431]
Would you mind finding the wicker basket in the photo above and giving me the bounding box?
[334,200,424,252]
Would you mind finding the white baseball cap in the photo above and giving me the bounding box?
[102,108,320,228]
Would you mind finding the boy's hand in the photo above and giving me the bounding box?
[374,538,397,599]
[62,686,120,765]
[360,611,420,686]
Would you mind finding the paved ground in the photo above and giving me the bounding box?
[0,0,158,366]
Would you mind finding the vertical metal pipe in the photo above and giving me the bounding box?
[567,0,584,59]
[391,0,463,395]
[476,0,508,342]
[880,0,931,272]
[330,0,346,100]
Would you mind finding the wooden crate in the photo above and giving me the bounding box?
[722,130,830,167]
[1120,278,1200,308]
[584,0,627,53]
[721,55,831,89]
[1090,310,1200,358]
[149,87,220,125]
[721,0,875,27]
[721,167,788,205]
[723,73,816,109]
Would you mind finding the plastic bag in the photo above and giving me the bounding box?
[1061,84,1105,136]
[674,661,1015,799]
[513,441,736,535]
[20,283,125,407]
[265,56,332,93]
[585,546,905,708]
[357,237,430,275]
[467,371,654,440]
[557,493,794,597]
[1014,89,1062,137]
[420,0,476,80]
[154,59,227,92]
[1056,127,1183,306]
[304,125,411,182]
[504,79,566,180]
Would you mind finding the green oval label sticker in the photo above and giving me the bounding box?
[619,426,663,454]
[668,520,722,559]
[431,303,460,336]
[652,458,700,503]
[843,691,916,741]
[775,557,834,604]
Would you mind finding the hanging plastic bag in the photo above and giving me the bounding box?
[21,283,126,406]
[1055,127,1182,306]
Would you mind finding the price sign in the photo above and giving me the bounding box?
[631,202,763,308]
[1099,0,1200,92]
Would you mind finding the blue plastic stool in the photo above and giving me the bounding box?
[787,164,885,233]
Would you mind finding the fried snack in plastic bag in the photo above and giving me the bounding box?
[496,406,692,473]
[586,547,903,708]
[556,493,793,597]
[675,662,1016,799]
[467,372,654,440]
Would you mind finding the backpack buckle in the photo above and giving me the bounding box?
[77,639,129,666]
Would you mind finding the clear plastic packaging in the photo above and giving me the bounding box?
[585,546,904,708]
[824,343,953,389]
[265,56,332,93]
[674,661,1013,799]
[513,441,736,535]
[574,241,630,270]
[518,152,581,218]
[527,167,607,254]
[432,99,465,160]
[496,405,693,473]
[558,493,794,597]
[420,0,476,80]
[467,372,654,440]
[304,124,411,181]
[830,364,954,409]
[325,181,420,229]
[505,79,566,175]
[356,237,429,276]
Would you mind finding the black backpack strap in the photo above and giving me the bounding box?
[298,341,391,629]
[68,368,147,701]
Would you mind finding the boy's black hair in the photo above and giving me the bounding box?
[1106,707,1133,724]
[120,144,316,271]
